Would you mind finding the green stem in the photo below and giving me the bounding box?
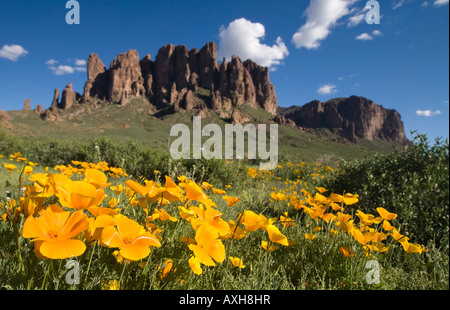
[118,260,128,289]
[41,262,51,290]
[84,241,97,283]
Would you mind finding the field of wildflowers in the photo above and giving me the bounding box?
[0,144,448,290]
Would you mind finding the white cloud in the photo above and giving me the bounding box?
[292,0,359,49]
[0,44,28,62]
[416,110,442,117]
[356,30,381,41]
[218,18,289,69]
[317,84,338,95]
[49,65,75,75]
[347,4,371,27]
[393,0,407,9]
[74,59,86,66]
[372,30,382,36]
[434,0,449,6]
[45,59,59,65]
[47,58,86,75]
[347,13,366,27]
[356,33,373,40]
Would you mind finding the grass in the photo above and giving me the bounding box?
[0,99,447,291]
[0,148,448,290]
[3,98,399,166]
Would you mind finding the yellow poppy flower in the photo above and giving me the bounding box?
[24,166,33,175]
[222,220,247,240]
[158,259,174,280]
[188,223,226,267]
[189,255,203,275]
[22,205,89,259]
[185,180,215,207]
[304,234,317,240]
[339,247,355,258]
[241,210,266,232]
[212,188,226,195]
[376,207,398,221]
[382,220,395,231]
[66,181,106,210]
[125,179,155,196]
[101,216,161,261]
[160,176,184,202]
[399,240,424,254]
[84,169,111,189]
[223,196,240,207]
[201,182,213,190]
[110,184,124,195]
[261,241,278,252]
[267,224,289,246]
[189,205,230,236]
[3,163,17,173]
[355,210,382,226]
[148,208,178,222]
[229,257,245,268]
[280,212,296,229]
[343,193,359,205]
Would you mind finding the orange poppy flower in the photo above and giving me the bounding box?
[188,223,226,267]
[189,205,230,237]
[267,224,289,246]
[185,180,215,207]
[160,176,184,202]
[212,188,226,195]
[376,207,398,221]
[229,257,245,268]
[84,169,111,189]
[223,196,240,207]
[343,193,359,205]
[100,216,161,261]
[22,205,89,259]
[339,246,356,258]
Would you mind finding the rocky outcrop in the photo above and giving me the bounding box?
[23,98,31,111]
[51,88,60,109]
[108,50,145,105]
[59,83,80,109]
[75,41,278,114]
[280,96,408,144]
[231,109,251,124]
[34,104,43,115]
[84,53,108,101]
[0,110,10,121]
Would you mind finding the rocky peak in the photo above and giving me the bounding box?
[84,53,108,101]
[23,98,31,111]
[41,41,279,120]
[60,83,80,109]
[108,49,145,105]
[280,96,408,144]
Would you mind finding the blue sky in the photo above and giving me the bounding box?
[0,0,448,140]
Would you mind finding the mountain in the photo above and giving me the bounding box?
[38,41,278,121]
[278,96,409,144]
[19,41,407,146]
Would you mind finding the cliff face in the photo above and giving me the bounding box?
[280,96,408,144]
[48,41,278,116]
[34,41,408,145]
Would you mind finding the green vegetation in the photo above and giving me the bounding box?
[321,133,449,247]
[3,98,399,166]
[0,101,448,291]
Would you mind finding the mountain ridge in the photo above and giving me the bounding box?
[3,41,408,146]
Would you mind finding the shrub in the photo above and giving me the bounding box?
[321,133,449,246]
